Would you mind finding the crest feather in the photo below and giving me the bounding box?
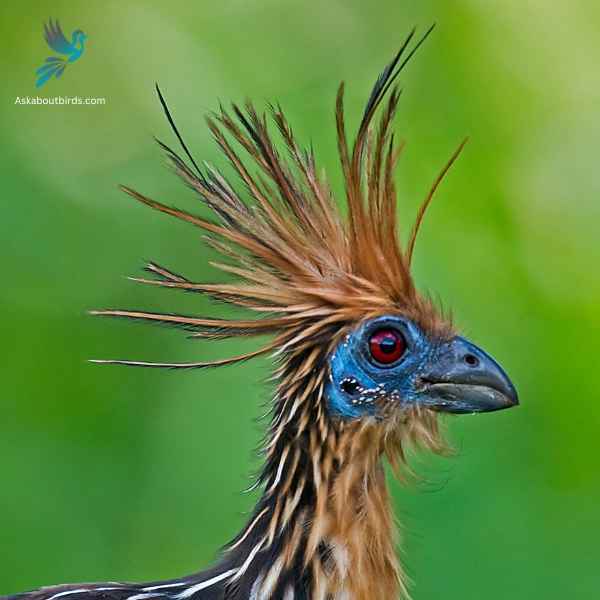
[94,28,461,366]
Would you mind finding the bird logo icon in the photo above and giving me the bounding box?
[35,18,87,88]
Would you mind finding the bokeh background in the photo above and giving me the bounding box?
[1,1,599,598]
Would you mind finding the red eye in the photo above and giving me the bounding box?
[369,328,406,364]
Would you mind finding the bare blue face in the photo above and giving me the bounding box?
[326,315,518,420]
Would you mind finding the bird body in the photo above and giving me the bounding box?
[35,19,87,88]
[6,27,518,600]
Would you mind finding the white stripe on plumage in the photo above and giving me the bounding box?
[283,586,294,600]
[230,539,265,583]
[227,506,269,551]
[141,583,185,592]
[46,589,124,600]
[173,569,238,599]
[266,446,289,495]
[248,574,264,600]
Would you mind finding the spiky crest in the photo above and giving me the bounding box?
[92,25,463,370]
[89,28,464,599]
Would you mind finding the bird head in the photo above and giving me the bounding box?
[93,27,517,472]
[327,315,517,421]
[72,29,87,44]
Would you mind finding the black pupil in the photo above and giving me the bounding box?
[379,335,397,354]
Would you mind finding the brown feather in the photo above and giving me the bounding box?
[92,31,462,599]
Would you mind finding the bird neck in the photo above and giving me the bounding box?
[221,360,405,599]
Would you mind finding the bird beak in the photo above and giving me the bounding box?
[416,336,518,413]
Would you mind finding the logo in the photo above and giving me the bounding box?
[35,18,87,88]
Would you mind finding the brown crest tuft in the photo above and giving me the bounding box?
[92,26,463,368]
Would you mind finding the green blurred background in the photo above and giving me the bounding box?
[1,1,599,598]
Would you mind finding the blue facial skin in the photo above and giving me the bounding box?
[325,315,519,419]
[326,315,436,419]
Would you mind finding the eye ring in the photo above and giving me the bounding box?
[368,327,407,365]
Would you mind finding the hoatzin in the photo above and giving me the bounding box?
[3,27,518,600]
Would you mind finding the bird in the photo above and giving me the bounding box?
[6,26,518,600]
[35,19,87,88]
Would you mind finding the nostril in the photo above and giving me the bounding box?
[464,353,479,367]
